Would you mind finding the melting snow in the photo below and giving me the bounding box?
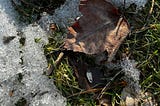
[111,0,148,9]
[0,0,66,105]
[0,0,148,105]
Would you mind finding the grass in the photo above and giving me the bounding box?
[120,0,160,104]
[44,28,97,105]
[12,0,160,105]
[43,0,160,105]
[44,26,125,105]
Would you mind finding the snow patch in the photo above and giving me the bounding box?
[39,0,81,31]
[0,0,66,105]
[111,0,148,9]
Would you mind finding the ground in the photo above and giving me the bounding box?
[1,0,160,106]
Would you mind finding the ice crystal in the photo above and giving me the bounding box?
[111,0,148,9]
[0,0,66,105]
[121,57,141,94]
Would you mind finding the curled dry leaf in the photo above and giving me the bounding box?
[64,0,130,61]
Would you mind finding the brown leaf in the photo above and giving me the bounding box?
[64,0,130,61]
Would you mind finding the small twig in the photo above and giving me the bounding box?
[132,26,150,34]
[149,0,155,15]
[143,0,155,27]
[96,70,122,100]
[46,52,64,75]
[54,52,64,65]
[67,88,103,98]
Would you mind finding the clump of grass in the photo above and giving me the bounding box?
[119,0,160,104]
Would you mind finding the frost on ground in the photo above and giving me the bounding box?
[0,0,22,82]
[39,0,81,32]
[105,57,156,106]
[0,0,66,106]
[120,58,141,106]
[111,0,148,9]
[120,58,157,106]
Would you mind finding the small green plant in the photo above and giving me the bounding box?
[34,38,42,43]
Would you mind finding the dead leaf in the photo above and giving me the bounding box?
[68,53,106,90]
[64,0,130,61]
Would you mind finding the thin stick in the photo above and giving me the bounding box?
[96,70,122,100]
[143,0,155,27]
[149,0,155,15]
[46,52,64,75]
[54,52,64,65]
[67,88,103,98]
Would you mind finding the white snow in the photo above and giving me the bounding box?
[39,0,81,32]
[0,0,22,82]
[120,57,141,96]
[0,0,66,105]
[111,0,148,9]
